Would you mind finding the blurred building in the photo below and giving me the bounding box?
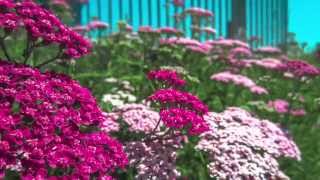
[77,0,288,48]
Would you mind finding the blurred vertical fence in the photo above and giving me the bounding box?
[78,0,288,48]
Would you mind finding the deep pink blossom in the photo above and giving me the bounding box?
[0,62,128,178]
[160,108,209,135]
[148,69,186,87]
[0,1,92,59]
[279,60,320,77]
[149,89,208,115]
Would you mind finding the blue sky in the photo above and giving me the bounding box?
[290,0,320,49]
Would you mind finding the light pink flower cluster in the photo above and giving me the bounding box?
[0,0,92,59]
[186,43,212,54]
[246,58,284,71]
[256,46,282,54]
[88,20,109,30]
[228,47,252,59]
[201,27,216,35]
[125,135,182,179]
[184,7,213,17]
[158,27,181,35]
[148,88,209,135]
[138,26,160,34]
[160,37,212,54]
[196,107,301,179]
[160,37,202,47]
[103,104,160,133]
[0,61,128,179]
[148,69,186,88]
[211,71,269,95]
[268,99,306,116]
[268,99,289,113]
[206,39,250,49]
[279,60,320,77]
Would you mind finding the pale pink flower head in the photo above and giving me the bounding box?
[250,85,269,95]
[290,109,306,117]
[228,47,252,59]
[202,27,216,35]
[256,46,282,54]
[158,26,181,35]
[268,99,289,113]
[88,20,109,30]
[196,108,301,179]
[185,7,213,17]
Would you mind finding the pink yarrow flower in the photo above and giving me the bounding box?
[196,107,301,179]
[148,69,186,88]
[268,99,290,113]
[211,71,268,95]
[0,61,128,179]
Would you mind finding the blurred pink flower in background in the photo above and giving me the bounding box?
[173,0,184,7]
[268,99,290,113]
[88,20,109,30]
[256,46,282,54]
[211,71,269,95]
[185,7,214,17]
[290,109,306,117]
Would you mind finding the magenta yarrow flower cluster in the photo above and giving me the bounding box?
[147,69,186,88]
[0,61,128,178]
[280,59,320,77]
[196,107,301,179]
[148,88,209,135]
[0,0,92,59]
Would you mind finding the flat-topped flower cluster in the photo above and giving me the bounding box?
[0,0,91,59]
[0,61,128,179]
[196,107,301,179]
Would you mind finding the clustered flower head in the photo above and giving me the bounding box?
[245,58,284,71]
[184,7,214,17]
[125,134,182,179]
[268,99,307,117]
[0,61,128,178]
[228,47,252,59]
[211,71,269,95]
[279,59,320,77]
[0,0,92,59]
[147,69,186,88]
[158,27,182,36]
[256,46,282,55]
[148,88,209,135]
[103,104,160,133]
[160,37,212,54]
[196,107,301,179]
